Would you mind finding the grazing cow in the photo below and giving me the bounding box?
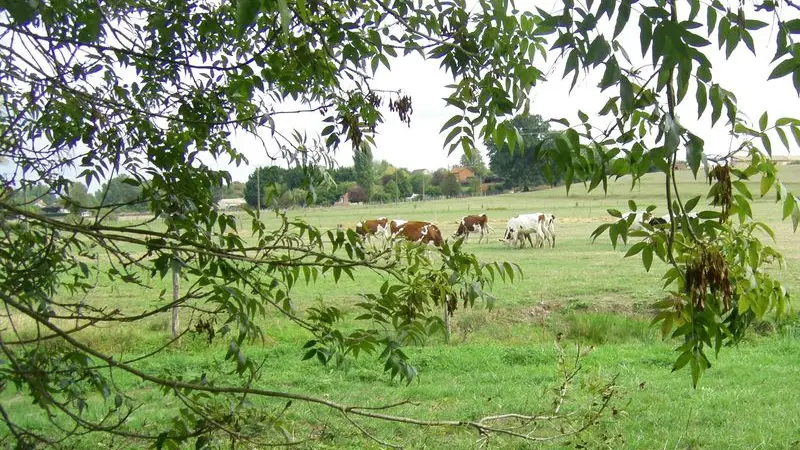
[355,217,390,241]
[453,213,494,243]
[388,219,408,236]
[393,220,444,247]
[501,213,548,248]
[541,213,556,248]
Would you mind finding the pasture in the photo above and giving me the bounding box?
[3,167,800,448]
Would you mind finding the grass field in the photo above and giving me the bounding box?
[3,167,800,448]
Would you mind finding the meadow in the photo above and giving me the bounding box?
[3,167,800,449]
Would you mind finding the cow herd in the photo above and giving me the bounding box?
[353,213,557,249]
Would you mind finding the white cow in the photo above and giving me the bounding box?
[501,213,548,248]
[541,213,556,248]
[619,211,653,231]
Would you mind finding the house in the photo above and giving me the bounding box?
[450,166,475,183]
[333,191,350,207]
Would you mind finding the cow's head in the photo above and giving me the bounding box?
[354,221,366,236]
[427,225,444,247]
[501,227,517,245]
[452,221,466,237]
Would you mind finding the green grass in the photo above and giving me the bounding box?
[3,167,800,448]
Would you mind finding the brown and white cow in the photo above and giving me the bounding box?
[393,220,444,247]
[388,219,407,236]
[453,213,494,243]
[355,217,390,241]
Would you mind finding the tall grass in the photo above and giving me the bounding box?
[3,167,800,448]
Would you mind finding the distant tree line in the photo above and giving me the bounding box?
[10,176,246,213]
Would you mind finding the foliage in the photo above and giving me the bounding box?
[430,168,450,187]
[410,170,432,195]
[487,114,558,190]
[0,0,796,447]
[440,173,461,197]
[9,184,56,209]
[96,175,148,212]
[243,166,319,208]
[0,0,563,445]
[213,181,246,200]
[459,149,490,178]
[384,179,399,201]
[346,184,368,203]
[353,146,375,200]
[526,0,799,387]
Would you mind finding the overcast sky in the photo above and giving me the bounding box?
[216,3,800,182]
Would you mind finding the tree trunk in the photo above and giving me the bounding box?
[171,257,180,340]
[443,299,451,344]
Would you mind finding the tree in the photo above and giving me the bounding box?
[0,0,797,448]
[410,170,431,195]
[243,166,286,208]
[487,114,555,190]
[396,169,413,197]
[64,181,95,212]
[353,146,374,200]
[346,184,368,203]
[331,166,356,183]
[96,175,147,211]
[440,173,461,197]
[384,179,399,201]
[524,0,797,388]
[459,149,489,178]
[214,181,246,199]
[430,168,450,186]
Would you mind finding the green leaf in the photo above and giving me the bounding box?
[768,57,799,80]
[685,195,701,212]
[745,19,768,30]
[607,208,622,218]
[236,0,262,35]
[710,85,723,126]
[791,126,800,148]
[696,82,707,118]
[277,0,291,35]
[733,181,752,200]
[724,26,740,58]
[784,18,800,34]
[0,0,37,25]
[613,0,631,38]
[624,241,647,258]
[440,115,462,132]
[706,6,717,36]
[620,77,633,112]
[761,133,772,156]
[760,175,775,197]
[783,195,796,220]
[673,351,691,372]
[759,111,768,131]
[639,14,652,57]
[642,246,653,272]
[776,127,791,151]
[686,134,704,178]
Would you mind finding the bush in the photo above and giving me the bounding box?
[347,184,368,203]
